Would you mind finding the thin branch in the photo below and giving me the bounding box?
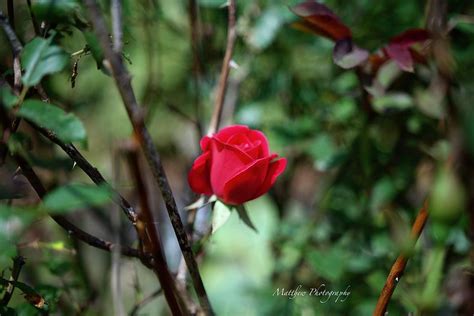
[111,0,123,53]
[111,145,125,316]
[7,0,14,30]
[373,201,429,316]
[82,1,214,314]
[189,0,204,139]
[207,0,236,135]
[0,11,22,55]
[29,122,138,223]
[26,0,41,35]
[5,1,21,91]
[124,144,186,316]
[0,256,25,306]
[14,154,144,260]
[129,288,163,316]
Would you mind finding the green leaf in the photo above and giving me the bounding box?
[31,0,81,26]
[373,92,413,113]
[369,177,397,212]
[307,246,348,281]
[308,133,343,171]
[43,183,112,213]
[17,100,87,144]
[212,201,232,234]
[198,0,225,8]
[420,247,446,309]
[0,204,39,223]
[235,204,258,233]
[248,7,288,50]
[0,86,18,109]
[83,32,105,69]
[0,235,18,267]
[21,36,69,87]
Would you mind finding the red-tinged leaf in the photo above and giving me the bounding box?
[291,1,351,41]
[291,21,336,39]
[333,39,369,69]
[383,29,430,72]
[389,28,430,47]
[384,44,414,72]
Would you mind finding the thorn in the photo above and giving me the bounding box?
[72,161,77,170]
[13,167,22,178]
[219,1,230,8]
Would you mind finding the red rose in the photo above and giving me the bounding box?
[188,125,287,205]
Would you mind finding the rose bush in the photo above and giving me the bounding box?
[188,125,287,205]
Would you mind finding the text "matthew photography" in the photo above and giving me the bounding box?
[273,284,351,303]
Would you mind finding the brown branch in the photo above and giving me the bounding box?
[0,11,22,56]
[207,0,236,135]
[14,154,144,260]
[111,0,123,53]
[30,122,138,223]
[124,144,186,316]
[188,0,204,139]
[129,288,163,316]
[82,1,214,314]
[373,201,429,316]
[26,0,41,35]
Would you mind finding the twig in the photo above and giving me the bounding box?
[82,1,214,314]
[129,288,163,316]
[30,122,138,223]
[207,0,236,135]
[124,144,186,316]
[7,0,14,30]
[14,154,144,260]
[373,201,429,316]
[0,11,22,56]
[189,0,204,139]
[177,0,237,290]
[111,145,125,316]
[111,0,123,53]
[0,256,25,306]
[26,0,41,35]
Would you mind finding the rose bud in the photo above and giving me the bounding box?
[188,125,287,205]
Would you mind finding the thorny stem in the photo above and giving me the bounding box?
[30,122,138,223]
[373,201,429,316]
[129,288,163,316]
[207,0,237,135]
[125,144,187,316]
[82,0,214,314]
[14,154,145,260]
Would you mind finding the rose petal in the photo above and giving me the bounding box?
[252,158,287,199]
[200,136,211,151]
[227,133,252,147]
[214,125,249,143]
[188,151,213,195]
[247,129,270,157]
[221,155,276,205]
[210,139,254,198]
